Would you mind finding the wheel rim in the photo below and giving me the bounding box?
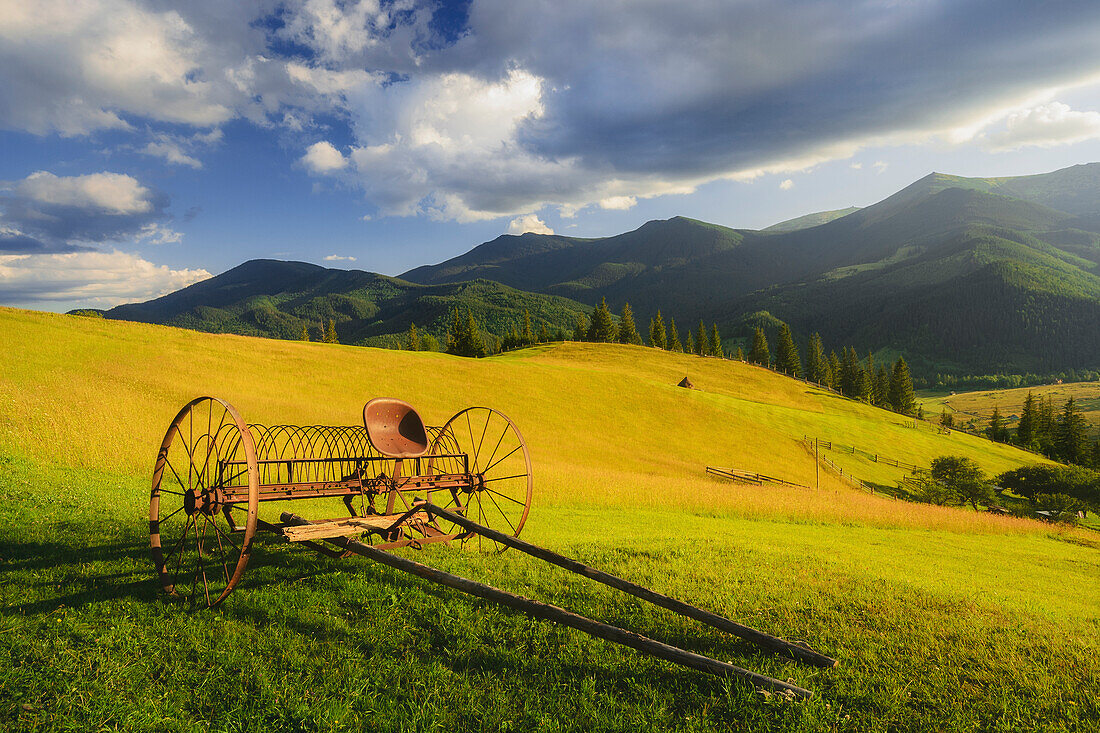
[150,397,258,607]
[427,407,532,552]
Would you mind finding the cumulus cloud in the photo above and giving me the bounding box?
[0,171,176,252]
[0,249,210,309]
[779,179,794,190]
[302,141,349,173]
[323,254,357,261]
[5,1,1100,224]
[507,214,554,235]
[599,196,637,210]
[986,102,1100,151]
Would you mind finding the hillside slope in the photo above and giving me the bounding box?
[406,164,1100,374]
[0,307,1051,515]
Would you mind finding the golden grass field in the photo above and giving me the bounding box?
[0,307,1065,536]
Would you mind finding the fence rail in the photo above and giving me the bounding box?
[806,437,924,472]
[705,466,810,489]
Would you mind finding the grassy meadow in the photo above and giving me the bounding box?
[1,306,1098,732]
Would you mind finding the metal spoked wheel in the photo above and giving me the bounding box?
[150,397,258,607]
[427,407,532,552]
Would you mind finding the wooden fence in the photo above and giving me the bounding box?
[705,466,810,489]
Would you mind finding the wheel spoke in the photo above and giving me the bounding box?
[484,487,529,507]
[483,488,518,536]
[482,473,529,485]
[481,424,510,477]
[483,444,522,474]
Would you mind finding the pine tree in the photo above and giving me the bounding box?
[735,346,745,361]
[1036,395,1056,454]
[940,408,954,428]
[618,303,642,345]
[748,327,770,366]
[856,367,874,403]
[1055,397,1089,464]
[406,323,420,351]
[324,318,339,344]
[874,364,891,407]
[521,309,536,346]
[587,298,617,343]
[446,309,487,357]
[1016,391,1037,447]
[840,348,861,397]
[887,357,917,416]
[695,321,708,356]
[538,322,550,343]
[827,351,842,391]
[988,406,1008,442]
[572,313,589,341]
[805,333,828,384]
[685,331,696,355]
[649,310,667,349]
[668,319,683,352]
[300,325,310,342]
[774,323,801,377]
[710,323,723,358]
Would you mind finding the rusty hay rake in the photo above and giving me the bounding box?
[150,396,835,698]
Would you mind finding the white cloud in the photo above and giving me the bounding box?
[13,171,153,215]
[301,141,349,173]
[986,102,1100,151]
[873,160,889,173]
[598,196,637,210]
[0,249,210,310]
[1,170,174,251]
[323,254,356,261]
[849,162,862,170]
[507,214,554,235]
[779,179,794,190]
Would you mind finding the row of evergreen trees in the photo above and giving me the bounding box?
[971,393,1100,469]
[743,326,919,417]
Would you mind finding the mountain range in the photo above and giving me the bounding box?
[94,163,1100,375]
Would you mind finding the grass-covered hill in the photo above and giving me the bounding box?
[405,164,1100,374]
[1,307,1096,731]
[98,259,591,347]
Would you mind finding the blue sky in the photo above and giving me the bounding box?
[4,0,1100,310]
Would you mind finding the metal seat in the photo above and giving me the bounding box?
[363,398,429,458]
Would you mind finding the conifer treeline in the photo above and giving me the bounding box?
[743,326,919,417]
[432,303,919,416]
[974,392,1100,470]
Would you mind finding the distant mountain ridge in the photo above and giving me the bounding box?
[98,162,1100,374]
[102,259,589,346]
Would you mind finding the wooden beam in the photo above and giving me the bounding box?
[282,512,813,698]
[421,503,837,669]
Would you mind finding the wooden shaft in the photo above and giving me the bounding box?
[281,512,813,698]
[422,503,838,669]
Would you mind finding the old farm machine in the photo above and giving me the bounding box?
[150,396,836,697]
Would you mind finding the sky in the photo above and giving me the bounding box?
[4,1,1100,311]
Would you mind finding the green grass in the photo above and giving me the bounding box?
[2,307,1099,731]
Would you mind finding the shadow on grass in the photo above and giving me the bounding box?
[223,547,816,696]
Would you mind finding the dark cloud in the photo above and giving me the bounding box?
[467,0,1100,175]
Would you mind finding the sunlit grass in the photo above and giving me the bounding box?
[0,308,1068,536]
